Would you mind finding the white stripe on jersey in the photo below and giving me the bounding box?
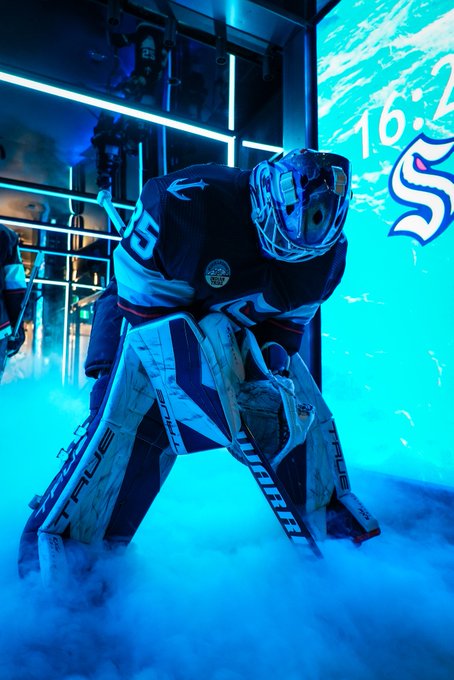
[210,293,279,327]
[114,244,195,310]
[210,293,320,329]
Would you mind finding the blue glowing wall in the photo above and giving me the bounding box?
[317,0,453,485]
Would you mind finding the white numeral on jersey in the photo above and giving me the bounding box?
[124,198,159,260]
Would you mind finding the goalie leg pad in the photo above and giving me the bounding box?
[18,333,158,577]
[286,353,380,542]
[39,340,156,543]
[104,401,176,543]
[19,412,106,577]
[128,313,241,455]
[37,533,69,589]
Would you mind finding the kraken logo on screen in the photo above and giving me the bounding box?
[388,133,454,245]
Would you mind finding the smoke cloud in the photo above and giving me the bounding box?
[0,373,453,680]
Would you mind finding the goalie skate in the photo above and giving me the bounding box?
[277,355,381,542]
[326,491,381,544]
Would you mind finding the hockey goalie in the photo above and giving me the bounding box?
[18,148,380,581]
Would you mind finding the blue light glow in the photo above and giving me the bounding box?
[228,54,236,132]
[0,180,133,211]
[242,140,284,153]
[0,217,121,242]
[0,70,235,149]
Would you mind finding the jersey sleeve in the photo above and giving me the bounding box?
[113,180,195,325]
[251,305,318,355]
[251,235,347,355]
[114,245,195,325]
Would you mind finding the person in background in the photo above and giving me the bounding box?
[0,222,26,378]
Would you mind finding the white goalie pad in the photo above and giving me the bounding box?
[39,339,155,544]
[128,313,242,455]
[288,353,342,513]
[284,354,381,540]
[38,533,69,589]
[127,312,316,468]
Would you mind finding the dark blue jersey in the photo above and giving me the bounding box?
[114,163,347,353]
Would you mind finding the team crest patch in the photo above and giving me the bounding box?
[205,259,231,288]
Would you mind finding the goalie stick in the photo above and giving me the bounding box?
[97,190,126,236]
[12,250,45,338]
[1,250,44,377]
[235,424,323,558]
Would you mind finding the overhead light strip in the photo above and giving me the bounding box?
[0,70,234,146]
[0,217,121,241]
[0,179,133,210]
[30,278,103,291]
[242,140,284,153]
[22,247,110,263]
[227,137,235,167]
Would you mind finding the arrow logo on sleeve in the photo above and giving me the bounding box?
[167,178,209,201]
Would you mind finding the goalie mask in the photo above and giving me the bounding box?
[249,148,352,262]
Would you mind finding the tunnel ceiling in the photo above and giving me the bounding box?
[0,0,341,196]
[130,0,339,55]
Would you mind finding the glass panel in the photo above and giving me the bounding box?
[237,145,280,171]
[235,56,283,148]
[0,81,147,204]
[169,36,229,129]
[0,197,114,239]
[0,85,96,189]
[67,285,99,388]
[11,281,68,381]
[0,3,286,388]
[165,129,229,173]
